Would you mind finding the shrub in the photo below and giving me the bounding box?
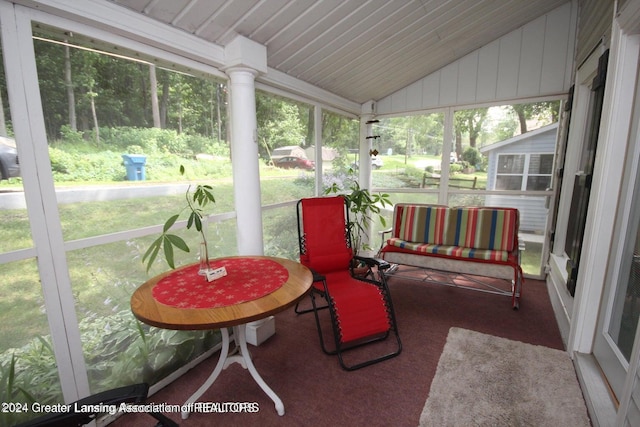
[462,146,483,167]
[450,163,463,174]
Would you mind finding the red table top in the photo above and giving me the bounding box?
[152,257,289,309]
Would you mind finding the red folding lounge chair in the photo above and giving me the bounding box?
[296,196,401,370]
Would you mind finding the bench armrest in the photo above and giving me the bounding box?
[378,228,393,253]
[354,255,391,271]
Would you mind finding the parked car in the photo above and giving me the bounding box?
[0,136,19,180]
[352,156,384,170]
[274,156,315,170]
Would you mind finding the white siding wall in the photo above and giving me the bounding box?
[484,195,549,232]
[483,126,558,232]
[376,3,577,115]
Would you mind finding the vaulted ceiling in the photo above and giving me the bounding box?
[109,0,569,105]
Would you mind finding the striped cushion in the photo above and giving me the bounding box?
[387,237,509,262]
[392,204,449,245]
[445,207,518,252]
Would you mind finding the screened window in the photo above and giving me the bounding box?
[256,90,315,205]
[32,23,229,397]
[496,153,553,191]
[526,154,554,190]
[374,113,445,190]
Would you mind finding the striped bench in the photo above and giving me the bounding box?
[379,204,523,309]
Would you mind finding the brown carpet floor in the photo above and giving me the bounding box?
[111,275,564,427]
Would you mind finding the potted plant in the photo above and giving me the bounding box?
[142,165,216,273]
[325,179,391,259]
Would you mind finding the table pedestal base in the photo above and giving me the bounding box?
[181,324,285,419]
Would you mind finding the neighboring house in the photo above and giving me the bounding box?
[480,123,558,232]
[304,146,338,163]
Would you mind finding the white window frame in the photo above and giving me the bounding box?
[495,152,554,191]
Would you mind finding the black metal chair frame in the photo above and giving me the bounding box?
[14,383,177,427]
[295,197,402,371]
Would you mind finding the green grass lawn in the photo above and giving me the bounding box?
[0,153,538,351]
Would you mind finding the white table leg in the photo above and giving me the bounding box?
[181,327,231,419]
[181,324,285,419]
[234,324,285,416]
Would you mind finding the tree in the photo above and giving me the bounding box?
[256,92,308,159]
[511,101,560,133]
[454,108,488,158]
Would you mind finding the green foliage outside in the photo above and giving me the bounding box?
[0,310,218,426]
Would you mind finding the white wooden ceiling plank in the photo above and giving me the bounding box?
[268,0,362,64]
[288,0,417,78]
[248,0,317,44]
[339,0,561,102]
[275,0,383,69]
[111,0,150,13]
[312,0,454,90]
[326,0,477,98]
[297,1,425,82]
[196,0,264,41]
[194,0,235,35]
[169,0,228,33]
[228,0,290,40]
[170,0,198,26]
[142,0,190,23]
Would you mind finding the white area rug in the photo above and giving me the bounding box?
[419,328,591,426]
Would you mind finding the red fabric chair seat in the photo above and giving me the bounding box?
[323,271,391,343]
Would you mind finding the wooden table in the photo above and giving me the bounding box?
[131,256,312,418]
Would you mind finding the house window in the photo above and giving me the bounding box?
[496,153,553,191]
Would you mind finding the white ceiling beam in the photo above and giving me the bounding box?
[14,0,226,67]
[259,67,361,114]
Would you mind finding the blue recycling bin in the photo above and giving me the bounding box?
[122,154,147,181]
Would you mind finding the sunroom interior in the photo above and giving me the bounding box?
[3,0,640,426]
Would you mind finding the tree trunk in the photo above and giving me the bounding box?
[64,43,76,131]
[90,92,99,143]
[216,83,223,142]
[160,71,169,129]
[517,109,527,134]
[512,104,528,134]
[149,64,161,128]
[455,129,463,156]
[306,108,314,146]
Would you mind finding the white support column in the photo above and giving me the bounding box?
[227,67,263,255]
[359,101,377,254]
[224,37,274,345]
[314,104,323,196]
[359,100,377,190]
[224,35,267,256]
[440,108,455,205]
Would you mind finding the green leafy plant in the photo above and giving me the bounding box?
[142,165,216,271]
[0,351,47,426]
[325,179,391,255]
